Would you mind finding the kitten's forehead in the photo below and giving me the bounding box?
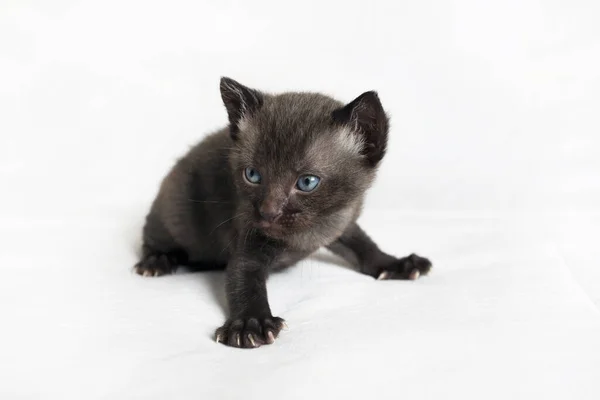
[304,126,365,169]
[257,92,340,138]
[236,92,364,170]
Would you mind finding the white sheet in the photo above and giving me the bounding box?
[1,211,599,399]
[1,1,599,399]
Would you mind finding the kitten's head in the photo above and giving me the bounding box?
[220,77,389,245]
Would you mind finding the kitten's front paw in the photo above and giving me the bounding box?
[134,253,178,277]
[215,316,287,349]
[376,253,432,280]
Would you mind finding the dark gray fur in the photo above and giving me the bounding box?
[135,77,432,348]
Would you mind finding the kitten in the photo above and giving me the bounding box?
[134,77,432,348]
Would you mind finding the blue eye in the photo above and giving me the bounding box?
[244,167,261,184]
[296,175,320,192]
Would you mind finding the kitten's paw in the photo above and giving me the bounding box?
[134,253,178,277]
[215,316,287,349]
[376,253,432,280]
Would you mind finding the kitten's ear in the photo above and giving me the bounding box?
[332,91,389,166]
[220,77,264,139]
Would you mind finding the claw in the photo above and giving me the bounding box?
[236,334,241,347]
[409,269,420,280]
[377,271,390,280]
[215,334,222,343]
[266,331,275,344]
[281,321,289,330]
[142,270,152,277]
[247,334,256,347]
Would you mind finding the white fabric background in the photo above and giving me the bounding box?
[1,1,599,399]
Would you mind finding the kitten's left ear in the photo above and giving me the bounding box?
[220,77,264,139]
[332,91,389,166]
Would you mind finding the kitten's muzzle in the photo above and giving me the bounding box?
[257,193,286,223]
[258,206,282,223]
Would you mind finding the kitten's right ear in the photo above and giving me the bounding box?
[332,91,389,166]
[220,77,264,139]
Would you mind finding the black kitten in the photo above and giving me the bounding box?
[134,77,432,348]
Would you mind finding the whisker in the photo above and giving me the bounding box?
[243,224,254,250]
[219,234,236,256]
[188,198,234,204]
[219,220,248,256]
[209,212,247,236]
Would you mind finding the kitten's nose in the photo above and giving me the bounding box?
[259,203,283,223]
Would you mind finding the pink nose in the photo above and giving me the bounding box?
[259,206,282,223]
[259,198,283,222]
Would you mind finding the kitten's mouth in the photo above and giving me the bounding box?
[257,220,272,229]
[255,220,285,237]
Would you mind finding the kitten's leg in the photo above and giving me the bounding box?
[327,222,432,280]
[134,245,185,277]
[215,236,287,349]
[134,211,187,277]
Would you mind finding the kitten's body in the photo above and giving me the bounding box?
[135,78,432,348]
[142,127,338,268]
